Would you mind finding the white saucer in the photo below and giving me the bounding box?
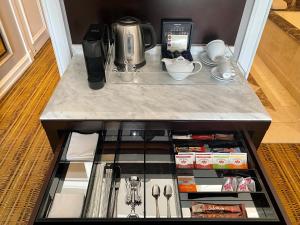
[200,52,217,66]
[211,67,234,81]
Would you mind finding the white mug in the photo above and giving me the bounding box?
[207,40,226,62]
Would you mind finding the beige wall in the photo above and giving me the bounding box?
[23,0,43,36]
[0,0,48,98]
[13,0,49,56]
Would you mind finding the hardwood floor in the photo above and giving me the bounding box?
[0,40,299,224]
[250,40,300,143]
[0,40,59,224]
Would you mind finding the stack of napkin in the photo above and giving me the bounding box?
[48,193,85,218]
[66,132,99,161]
[62,162,93,194]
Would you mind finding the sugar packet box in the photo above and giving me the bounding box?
[178,176,197,192]
[195,153,213,169]
[229,153,248,169]
[213,153,229,169]
[176,153,195,169]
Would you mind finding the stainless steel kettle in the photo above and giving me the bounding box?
[113,17,156,69]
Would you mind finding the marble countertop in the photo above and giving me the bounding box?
[41,51,271,121]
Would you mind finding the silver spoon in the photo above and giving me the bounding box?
[152,184,160,218]
[164,185,172,218]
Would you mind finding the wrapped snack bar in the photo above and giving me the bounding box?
[191,202,247,219]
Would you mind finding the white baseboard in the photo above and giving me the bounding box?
[0,54,32,99]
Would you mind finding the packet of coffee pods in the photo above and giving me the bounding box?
[176,153,195,169]
[211,147,241,153]
[178,176,197,192]
[215,134,235,141]
[228,153,248,169]
[195,153,213,169]
[212,153,229,169]
[222,177,238,192]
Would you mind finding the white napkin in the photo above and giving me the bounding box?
[64,163,91,181]
[48,193,85,218]
[61,162,93,194]
[66,132,99,161]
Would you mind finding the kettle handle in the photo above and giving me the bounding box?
[141,23,157,51]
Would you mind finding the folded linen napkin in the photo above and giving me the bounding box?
[48,193,85,218]
[66,132,99,161]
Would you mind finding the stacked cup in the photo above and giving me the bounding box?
[207,40,235,80]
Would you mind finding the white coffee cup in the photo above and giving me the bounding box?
[207,40,226,62]
[217,59,234,79]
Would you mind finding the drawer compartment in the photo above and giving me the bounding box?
[33,129,288,224]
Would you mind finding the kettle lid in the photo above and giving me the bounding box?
[118,16,140,26]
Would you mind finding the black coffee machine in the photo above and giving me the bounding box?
[82,24,110,90]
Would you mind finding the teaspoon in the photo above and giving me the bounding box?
[152,184,160,218]
[164,185,172,218]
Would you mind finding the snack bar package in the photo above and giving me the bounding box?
[191,202,247,219]
[195,153,213,169]
[229,153,248,169]
[212,153,229,169]
[175,144,209,153]
[175,146,189,152]
[215,134,235,141]
[191,134,214,141]
[178,176,197,192]
[172,134,192,140]
[189,144,209,152]
[211,147,241,153]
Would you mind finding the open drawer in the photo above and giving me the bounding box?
[32,129,289,224]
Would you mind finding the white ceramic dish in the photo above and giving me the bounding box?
[211,67,234,81]
[199,52,217,66]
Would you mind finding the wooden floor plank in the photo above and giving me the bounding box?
[0,40,58,224]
